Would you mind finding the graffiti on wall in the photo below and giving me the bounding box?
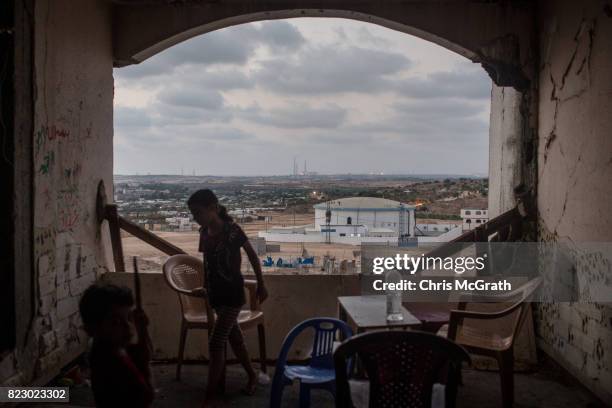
[57,189,82,232]
[63,163,82,181]
[35,125,70,158]
[32,100,105,324]
[56,162,86,232]
[38,152,55,175]
[35,225,57,250]
[536,224,612,385]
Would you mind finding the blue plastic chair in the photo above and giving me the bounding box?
[302,257,315,265]
[270,318,353,408]
[263,256,274,267]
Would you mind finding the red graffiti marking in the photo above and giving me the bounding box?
[58,191,81,231]
[35,125,71,155]
[48,125,70,141]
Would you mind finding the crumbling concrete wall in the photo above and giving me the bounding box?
[0,0,113,386]
[488,85,523,217]
[536,0,612,401]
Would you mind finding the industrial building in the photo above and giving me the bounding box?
[314,197,415,235]
[260,197,419,245]
[259,196,468,244]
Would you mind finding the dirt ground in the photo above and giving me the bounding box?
[122,211,360,274]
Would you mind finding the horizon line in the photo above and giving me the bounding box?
[113,173,488,178]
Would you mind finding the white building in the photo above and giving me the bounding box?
[165,216,195,232]
[259,197,415,245]
[460,208,489,231]
[313,197,415,236]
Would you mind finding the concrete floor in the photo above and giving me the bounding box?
[32,361,603,408]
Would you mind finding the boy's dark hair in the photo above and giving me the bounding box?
[79,282,134,336]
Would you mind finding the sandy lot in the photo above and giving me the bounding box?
[122,211,360,274]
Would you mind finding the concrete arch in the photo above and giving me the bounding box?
[121,9,476,64]
[113,1,535,89]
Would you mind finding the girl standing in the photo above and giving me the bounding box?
[187,189,268,404]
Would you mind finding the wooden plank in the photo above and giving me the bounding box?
[413,207,523,271]
[117,215,186,256]
[106,204,126,272]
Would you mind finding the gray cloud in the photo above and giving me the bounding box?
[393,99,486,118]
[115,62,169,80]
[189,69,254,90]
[355,26,391,47]
[156,88,224,110]
[114,19,491,175]
[117,124,253,150]
[114,107,151,128]
[349,114,488,144]
[184,126,253,141]
[116,32,251,80]
[253,45,411,94]
[395,69,491,99]
[114,91,232,132]
[347,97,489,143]
[115,21,304,81]
[303,131,379,145]
[241,103,347,129]
[151,105,233,126]
[149,87,233,126]
[168,27,255,66]
[256,20,305,49]
[250,45,490,101]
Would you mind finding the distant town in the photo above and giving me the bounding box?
[114,174,488,233]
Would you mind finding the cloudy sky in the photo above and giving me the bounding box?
[113,18,491,176]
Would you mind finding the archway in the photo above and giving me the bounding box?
[112,1,535,90]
